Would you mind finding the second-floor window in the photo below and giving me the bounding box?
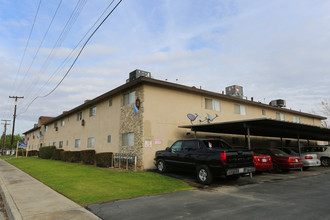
[123,91,135,106]
[77,112,83,121]
[276,112,285,121]
[234,104,246,115]
[293,116,301,123]
[205,98,220,111]
[89,106,96,117]
[61,119,65,127]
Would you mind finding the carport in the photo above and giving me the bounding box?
[179,118,330,153]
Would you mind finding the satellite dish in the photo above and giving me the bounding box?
[195,113,206,123]
[187,113,197,124]
[206,113,219,123]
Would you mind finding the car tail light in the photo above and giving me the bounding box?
[288,157,297,163]
[220,152,227,163]
[268,157,272,162]
[305,156,313,160]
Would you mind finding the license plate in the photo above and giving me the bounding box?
[239,168,244,173]
[262,159,267,162]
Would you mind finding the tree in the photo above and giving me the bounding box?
[0,134,23,150]
[319,99,330,127]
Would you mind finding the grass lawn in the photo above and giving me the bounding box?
[5,157,194,205]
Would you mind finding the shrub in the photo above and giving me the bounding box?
[95,152,113,168]
[52,149,64,160]
[81,150,96,165]
[39,146,56,159]
[17,149,26,156]
[68,151,81,163]
[27,150,39,157]
[60,151,71,162]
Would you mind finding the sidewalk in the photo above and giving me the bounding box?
[0,159,100,220]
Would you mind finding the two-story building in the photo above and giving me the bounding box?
[24,69,327,170]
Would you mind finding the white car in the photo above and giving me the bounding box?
[280,148,321,170]
[302,146,330,167]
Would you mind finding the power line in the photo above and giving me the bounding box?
[16,0,63,96]
[10,0,42,96]
[19,0,123,115]
[21,0,87,105]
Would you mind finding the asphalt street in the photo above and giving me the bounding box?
[87,168,330,220]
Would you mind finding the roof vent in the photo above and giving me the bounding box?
[225,85,243,98]
[128,69,151,82]
[269,99,286,108]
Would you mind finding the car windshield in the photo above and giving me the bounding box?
[202,140,232,149]
[271,149,290,156]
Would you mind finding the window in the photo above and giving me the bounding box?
[182,140,199,151]
[234,104,247,115]
[45,125,48,132]
[122,132,134,146]
[171,141,182,152]
[77,112,82,121]
[89,106,96,117]
[124,91,136,106]
[61,119,65,127]
[53,142,56,146]
[66,140,69,146]
[107,135,111,143]
[59,141,63,149]
[293,116,301,123]
[276,112,285,121]
[87,137,95,148]
[205,98,220,111]
[75,139,80,148]
[109,99,113,107]
[262,109,266,116]
[54,121,58,128]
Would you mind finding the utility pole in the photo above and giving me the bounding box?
[1,120,11,155]
[9,96,24,153]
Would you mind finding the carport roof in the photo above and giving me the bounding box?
[179,118,330,141]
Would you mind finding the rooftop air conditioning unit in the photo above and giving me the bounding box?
[225,85,243,98]
[269,99,286,108]
[128,69,151,82]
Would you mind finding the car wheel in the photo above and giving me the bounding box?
[321,158,330,167]
[196,165,213,185]
[156,159,167,173]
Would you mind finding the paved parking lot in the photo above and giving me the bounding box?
[87,167,330,220]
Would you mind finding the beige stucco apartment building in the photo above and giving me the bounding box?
[24,70,326,170]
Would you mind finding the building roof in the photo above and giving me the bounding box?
[180,118,330,141]
[26,75,326,131]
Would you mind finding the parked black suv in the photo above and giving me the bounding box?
[154,139,255,184]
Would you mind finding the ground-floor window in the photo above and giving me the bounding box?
[87,137,95,148]
[75,139,80,148]
[122,132,134,146]
[59,141,63,149]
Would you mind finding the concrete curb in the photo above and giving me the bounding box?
[0,174,22,220]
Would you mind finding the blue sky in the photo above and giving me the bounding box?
[1,0,330,135]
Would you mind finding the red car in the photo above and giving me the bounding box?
[252,152,273,171]
[253,148,303,172]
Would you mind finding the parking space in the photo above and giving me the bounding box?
[158,166,330,190]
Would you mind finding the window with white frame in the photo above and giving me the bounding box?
[123,91,135,106]
[87,137,95,148]
[59,141,63,149]
[205,98,220,111]
[122,132,134,146]
[89,106,96,117]
[61,119,65,127]
[75,139,80,148]
[262,109,266,116]
[77,112,82,121]
[234,104,247,115]
[54,121,58,128]
[45,125,48,132]
[293,116,301,123]
[53,142,56,146]
[276,112,285,121]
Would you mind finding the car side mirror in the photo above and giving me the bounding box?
[166,147,171,152]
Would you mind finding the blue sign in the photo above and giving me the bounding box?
[18,142,27,149]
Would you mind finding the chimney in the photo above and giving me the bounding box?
[251,97,254,102]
